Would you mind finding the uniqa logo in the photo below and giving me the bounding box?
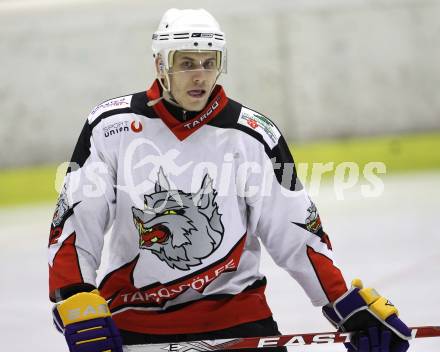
[131,120,143,133]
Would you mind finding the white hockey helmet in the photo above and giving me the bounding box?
[152,8,227,73]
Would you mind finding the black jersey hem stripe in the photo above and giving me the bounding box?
[118,315,280,345]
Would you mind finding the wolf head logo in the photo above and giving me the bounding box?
[132,168,224,270]
[52,184,69,227]
[305,202,322,234]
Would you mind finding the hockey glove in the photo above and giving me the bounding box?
[322,279,411,352]
[52,290,123,352]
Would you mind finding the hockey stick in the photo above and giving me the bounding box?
[123,326,440,351]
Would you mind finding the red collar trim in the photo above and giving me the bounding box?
[146,80,228,141]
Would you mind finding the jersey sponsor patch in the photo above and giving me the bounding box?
[88,95,133,123]
[102,120,130,137]
[237,107,281,149]
[101,119,143,137]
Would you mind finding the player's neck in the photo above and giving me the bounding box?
[162,98,198,122]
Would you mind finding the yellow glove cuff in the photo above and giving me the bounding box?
[351,278,399,320]
[56,290,111,326]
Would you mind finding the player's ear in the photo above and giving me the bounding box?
[155,56,170,90]
[155,56,165,78]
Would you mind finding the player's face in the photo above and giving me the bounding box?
[167,51,219,112]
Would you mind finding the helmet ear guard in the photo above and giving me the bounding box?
[158,60,165,74]
[152,54,171,94]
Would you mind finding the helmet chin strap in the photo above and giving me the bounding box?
[147,72,170,107]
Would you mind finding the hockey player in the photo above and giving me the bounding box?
[48,8,412,352]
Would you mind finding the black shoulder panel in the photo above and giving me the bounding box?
[68,92,158,173]
[130,91,161,119]
[208,97,243,128]
[209,99,302,191]
[68,121,93,173]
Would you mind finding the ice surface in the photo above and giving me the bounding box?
[0,171,439,351]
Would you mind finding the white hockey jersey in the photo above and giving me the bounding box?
[48,80,347,334]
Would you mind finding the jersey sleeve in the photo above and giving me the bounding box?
[48,116,116,302]
[246,133,347,306]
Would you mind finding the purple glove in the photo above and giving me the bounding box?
[346,327,409,352]
[52,291,123,352]
[62,317,123,352]
[322,279,411,352]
